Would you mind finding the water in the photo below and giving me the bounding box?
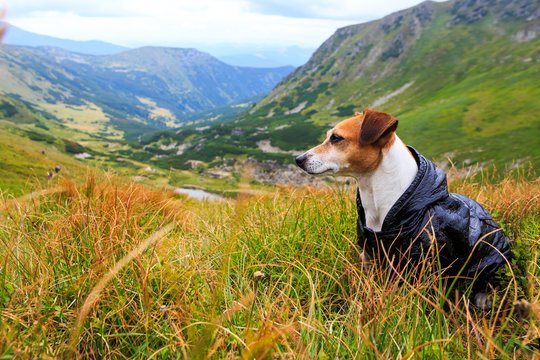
[174,188,224,201]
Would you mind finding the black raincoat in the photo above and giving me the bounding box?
[356,146,511,290]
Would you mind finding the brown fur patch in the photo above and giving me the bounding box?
[359,108,398,146]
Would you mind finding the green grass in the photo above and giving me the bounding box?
[0,169,538,358]
[0,94,171,196]
[0,126,91,197]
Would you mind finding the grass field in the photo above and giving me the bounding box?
[0,126,90,197]
[40,101,123,139]
[0,166,538,359]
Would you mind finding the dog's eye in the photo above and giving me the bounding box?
[329,134,344,144]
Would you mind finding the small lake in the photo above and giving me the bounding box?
[174,188,224,201]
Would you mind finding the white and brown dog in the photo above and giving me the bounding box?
[295,108,415,232]
[295,108,511,309]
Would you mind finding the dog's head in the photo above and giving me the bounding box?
[295,108,398,176]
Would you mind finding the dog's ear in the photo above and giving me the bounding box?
[359,108,398,146]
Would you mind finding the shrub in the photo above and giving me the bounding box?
[0,100,18,118]
[63,139,85,154]
[24,130,56,144]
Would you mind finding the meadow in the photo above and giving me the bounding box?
[0,165,538,359]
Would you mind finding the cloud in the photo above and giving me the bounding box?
[5,0,352,48]
[1,0,447,48]
[246,0,447,20]
[0,0,137,17]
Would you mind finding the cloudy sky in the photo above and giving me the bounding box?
[1,0,446,48]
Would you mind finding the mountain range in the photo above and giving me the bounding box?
[3,24,129,55]
[3,24,314,68]
[0,44,293,139]
[0,0,538,193]
[206,45,315,68]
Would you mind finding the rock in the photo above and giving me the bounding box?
[512,20,540,42]
[74,152,91,159]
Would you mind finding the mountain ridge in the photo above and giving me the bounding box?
[2,24,129,55]
[2,24,315,67]
[243,0,540,167]
[0,43,294,139]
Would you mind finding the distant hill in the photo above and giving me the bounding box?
[2,24,313,68]
[2,24,129,55]
[0,44,294,140]
[138,0,540,170]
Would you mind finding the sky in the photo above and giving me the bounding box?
[1,0,446,49]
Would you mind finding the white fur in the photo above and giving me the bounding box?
[352,136,417,231]
[300,148,340,175]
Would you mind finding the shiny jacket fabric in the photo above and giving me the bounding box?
[356,147,511,290]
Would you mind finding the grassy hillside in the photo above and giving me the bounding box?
[0,168,538,358]
[0,95,91,195]
[144,0,539,172]
[249,0,540,169]
[0,93,289,200]
[0,95,173,196]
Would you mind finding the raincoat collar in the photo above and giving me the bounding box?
[357,146,449,233]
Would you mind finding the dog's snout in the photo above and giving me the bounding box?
[295,154,307,167]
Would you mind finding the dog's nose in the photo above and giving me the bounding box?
[295,154,307,167]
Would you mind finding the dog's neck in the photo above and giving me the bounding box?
[353,135,418,232]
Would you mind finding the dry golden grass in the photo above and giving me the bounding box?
[0,168,538,358]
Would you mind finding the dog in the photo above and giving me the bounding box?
[295,108,511,309]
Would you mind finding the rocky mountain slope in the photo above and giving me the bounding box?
[224,0,539,169]
[0,44,293,139]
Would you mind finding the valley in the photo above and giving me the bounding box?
[0,0,539,199]
[0,44,293,139]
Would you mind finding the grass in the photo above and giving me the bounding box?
[0,126,90,197]
[40,101,122,139]
[0,166,538,359]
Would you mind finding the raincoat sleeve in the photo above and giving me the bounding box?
[434,193,511,288]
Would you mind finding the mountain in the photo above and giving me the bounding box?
[3,24,313,68]
[244,0,540,168]
[0,45,294,139]
[2,24,129,55]
[137,0,540,172]
[218,54,289,68]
